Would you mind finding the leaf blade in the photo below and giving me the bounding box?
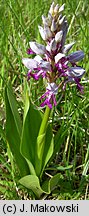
[5,86,29,177]
[21,103,42,174]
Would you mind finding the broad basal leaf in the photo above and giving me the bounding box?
[20,103,42,175]
[5,84,29,177]
[19,175,43,198]
[19,173,61,198]
[35,124,54,177]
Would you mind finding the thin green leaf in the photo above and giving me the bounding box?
[82,160,89,176]
[23,84,30,124]
[41,125,54,176]
[6,82,22,136]
[46,165,73,171]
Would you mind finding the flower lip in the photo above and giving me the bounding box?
[40,82,58,109]
[46,82,58,95]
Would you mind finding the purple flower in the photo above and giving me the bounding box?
[66,67,85,79]
[22,55,51,80]
[40,83,58,109]
[22,2,85,109]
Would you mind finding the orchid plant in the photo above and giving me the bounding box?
[5,2,85,198]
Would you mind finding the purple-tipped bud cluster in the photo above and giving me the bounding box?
[22,2,85,109]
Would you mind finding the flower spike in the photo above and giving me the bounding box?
[22,2,85,109]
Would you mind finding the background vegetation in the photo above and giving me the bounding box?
[0,0,89,199]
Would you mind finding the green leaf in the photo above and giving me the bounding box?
[82,160,89,176]
[19,173,61,198]
[42,173,61,194]
[35,133,45,176]
[21,103,42,175]
[35,106,52,176]
[6,82,22,136]
[19,175,43,198]
[5,84,29,177]
[21,102,54,177]
[50,173,62,192]
[23,84,30,124]
[41,125,54,176]
[35,124,54,177]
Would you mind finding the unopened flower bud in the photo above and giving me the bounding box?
[51,19,57,32]
[42,15,48,26]
[49,2,55,15]
[58,15,66,25]
[54,4,59,14]
[50,39,57,51]
[48,13,52,26]
[44,25,52,39]
[55,30,63,43]
[38,25,47,40]
[29,41,46,54]
[59,4,65,13]
[62,42,75,54]
[68,51,84,63]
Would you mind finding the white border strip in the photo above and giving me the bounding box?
[0,200,89,216]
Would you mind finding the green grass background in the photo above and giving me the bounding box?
[0,0,89,199]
